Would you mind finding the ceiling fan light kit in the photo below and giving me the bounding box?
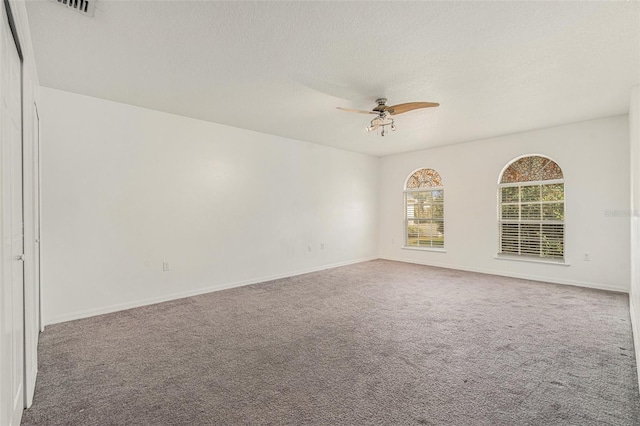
[338,98,439,137]
[366,113,396,137]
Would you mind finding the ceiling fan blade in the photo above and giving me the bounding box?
[385,102,440,115]
[337,107,378,115]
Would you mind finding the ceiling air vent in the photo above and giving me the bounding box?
[50,0,96,17]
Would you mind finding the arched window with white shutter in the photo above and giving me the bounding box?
[404,168,444,249]
[498,155,565,261]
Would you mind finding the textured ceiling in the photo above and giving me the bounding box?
[25,1,640,157]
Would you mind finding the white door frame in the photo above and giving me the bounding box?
[34,102,42,334]
[23,99,40,407]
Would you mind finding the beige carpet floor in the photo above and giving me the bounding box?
[22,260,640,425]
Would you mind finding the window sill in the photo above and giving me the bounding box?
[402,246,446,253]
[494,254,569,266]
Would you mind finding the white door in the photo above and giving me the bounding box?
[0,1,24,424]
[24,102,40,406]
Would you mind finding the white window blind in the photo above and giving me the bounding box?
[498,167,565,260]
[405,188,444,248]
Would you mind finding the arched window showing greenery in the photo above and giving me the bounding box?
[498,155,564,260]
[404,168,444,249]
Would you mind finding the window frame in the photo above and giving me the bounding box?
[403,169,445,251]
[497,157,566,263]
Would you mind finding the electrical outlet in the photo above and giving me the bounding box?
[583,254,590,262]
[162,261,170,271]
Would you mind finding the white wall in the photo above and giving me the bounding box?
[628,85,640,387]
[39,87,379,325]
[379,116,630,292]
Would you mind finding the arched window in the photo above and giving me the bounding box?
[498,155,564,260]
[404,168,444,249]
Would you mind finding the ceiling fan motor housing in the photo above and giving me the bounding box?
[373,98,388,112]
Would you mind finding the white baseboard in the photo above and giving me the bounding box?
[45,255,628,326]
[379,256,629,294]
[45,256,378,326]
